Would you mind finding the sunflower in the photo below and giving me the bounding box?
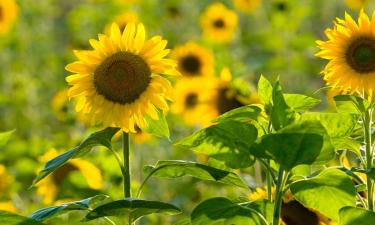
[36,148,103,204]
[171,42,214,77]
[0,0,18,35]
[66,23,179,133]
[200,2,238,44]
[51,89,70,121]
[0,164,16,212]
[172,77,217,126]
[345,0,368,10]
[105,12,139,35]
[316,10,375,99]
[249,187,336,225]
[232,0,261,14]
[132,125,152,144]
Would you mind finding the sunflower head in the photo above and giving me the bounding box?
[105,12,139,35]
[0,0,18,34]
[66,23,179,133]
[0,165,13,197]
[316,10,375,99]
[172,42,214,77]
[200,3,238,44]
[232,0,262,14]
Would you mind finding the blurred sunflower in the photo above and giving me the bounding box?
[66,23,179,133]
[345,0,368,10]
[51,89,70,121]
[316,10,375,98]
[172,77,216,126]
[105,12,139,35]
[200,2,238,44]
[171,42,214,77]
[132,125,152,144]
[232,0,261,14]
[0,165,16,212]
[36,149,103,204]
[249,187,335,225]
[0,0,18,35]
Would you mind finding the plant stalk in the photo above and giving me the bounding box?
[123,132,131,198]
[364,109,374,211]
[272,168,286,225]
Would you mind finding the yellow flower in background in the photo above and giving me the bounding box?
[345,0,368,10]
[316,10,375,99]
[0,165,16,212]
[105,12,139,35]
[0,201,16,212]
[51,89,69,121]
[172,77,217,126]
[200,2,238,44]
[66,23,179,133]
[233,0,262,14]
[36,149,103,204]
[0,0,18,35]
[172,42,214,77]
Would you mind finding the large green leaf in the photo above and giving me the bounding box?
[84,199,181,222]
[257,75,273,107]
[250,120,334,170]
[29,195,108,221]
[212,105,261,123]
[290,168,356,221]
[0,211,45,225]
[339,207,375,225]
[284,94,321,112]
[0,130,15,147]
[333,95,369,114]
[32,127,120,186]
[143,109,170,139]
[191,198,272,225]
[175,121,258,169]
[270,81,295,130]
[143,160,247,188]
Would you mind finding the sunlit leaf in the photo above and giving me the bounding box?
[333,95,369,114]
[0,130,15,147]
[257,75,272,107]
[143,109,170,139]
[212,105,261,123]
[0,211,45,225]
[271,81,295,130]
[284,94,320,112]
[339,207,375,225]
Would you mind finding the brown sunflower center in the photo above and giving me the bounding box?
[181,55,201,75]
[94,52,151,104]
[346,37,375,73]
[281,200,319,225]
[213,19,225,28]
[216,87,243,114]
[52,163,78,185]
[275,2,287,11]
[185,93,198,108]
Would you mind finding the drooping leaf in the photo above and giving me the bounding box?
[334,95,369,114]
[0,211,45,225]
[0,130,15,147]
[29,195,108,221]
[331,137,361,155]
[174,218,191,225]
[191,198,272,225]
[270,81,295,130]
[143,109,170,139]
[339,207,375,225]
[257,75,273,107]
[143,160,247,188]
[284,94,321,112]
[212,105,261,123]
[290,168,356,221]
[175,121,258,169]
[32,127,120,186]
[84,199,181,222]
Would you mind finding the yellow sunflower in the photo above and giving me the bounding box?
[232,0,262,14]
[172,77,217,126]
[51,89,70,121]
[172,42,214,77]
[105,12,139,35]
[249,187,336,225]
[0,164,16,212]
[345,0,368,10]
[316,10,375,99]
[66,23,179,133]
[36,148,103,204]
[0,0,18,35]
[200,2,238,44]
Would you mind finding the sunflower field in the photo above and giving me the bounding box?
[2,0,375,225]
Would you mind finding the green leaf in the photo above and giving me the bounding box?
[174,218,191,225]
[271,81,295,130]
[331,137,361,155]
[32,127,120,186]
[212,105,261,123]
[339,207,375,225]
[284,94,321,112]
[290,168,356,221]
[84,199,181,222]
[143,160,248,188]
[0,130,15,147]
[0,211,45,225]
[143,109,170,139]
[175,121,258,169]
[29,195,108,221]
[334,95,369,114]
[257,75,273,107]
[191,198,271,225]
[250,120,334,170]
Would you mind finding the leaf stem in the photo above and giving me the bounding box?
[364,109,374,211]
[272,168,288,225]
[123,132,131,198]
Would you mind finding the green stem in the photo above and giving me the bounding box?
[272,168,287,225]
[266,160,273,202]
[364,109,374,211]
[123,132,131,198]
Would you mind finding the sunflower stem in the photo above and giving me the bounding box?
[266,160,273,202]
[364,109,374,211]
[272,168,287,225]
[123,132,131,199]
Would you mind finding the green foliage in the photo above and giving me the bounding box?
[0,211,45,225]
[212,105,261,123]
[334,95,370,114]
[0,130,14,147]
[283,94,320,112]
[143,160,248,188]
[258,75,273,108]
[339,207,375,225]
[144,109,170,139]
[290,168,356,221]
[84,199,181,223]
[175,120,258,169]
[270,80,295,130]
